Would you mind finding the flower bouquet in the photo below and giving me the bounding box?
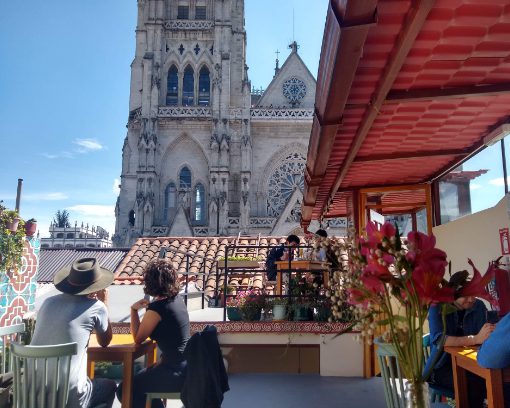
[328,222,499,407]
[227,289,265,321]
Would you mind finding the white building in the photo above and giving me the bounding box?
[114,0,346,247]
[41,223,112,249]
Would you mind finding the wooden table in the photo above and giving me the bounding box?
[274,260,330,295]
[445,346,510,408]
[88,333,156,408]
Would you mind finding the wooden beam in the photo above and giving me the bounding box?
[386,82,510,103]
[323,0,436,218]
[354,149,467,163]
[365,201,426,210]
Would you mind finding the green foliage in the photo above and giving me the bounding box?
[26,218,37,224]
[270,297,288,306]
[0,209,25,274]
[217,256,261,261]
[53,209,71,228]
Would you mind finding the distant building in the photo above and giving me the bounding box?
[41,223,112,249]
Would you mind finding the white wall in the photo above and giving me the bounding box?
[433,194,510,273]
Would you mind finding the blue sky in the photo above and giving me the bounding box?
[0,0,328,237]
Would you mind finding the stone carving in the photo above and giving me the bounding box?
[250,108,313,120]
[158,107,212,118]
[282,77,307,106]
[164,20,213,30]
[249,217,275,227]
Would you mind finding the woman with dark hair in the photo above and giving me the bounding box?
[116,259,190,408]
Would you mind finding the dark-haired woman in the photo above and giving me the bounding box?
[116,259,190,408]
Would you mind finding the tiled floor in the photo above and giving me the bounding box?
[112,374,387,408]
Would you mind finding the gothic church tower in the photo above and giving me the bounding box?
[115,0,251,245]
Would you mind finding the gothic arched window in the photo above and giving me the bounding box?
[166,65,178,106]
[198,66,210,106]
[128,210,135,226]
[179,167,192,189]
[194,183,206,223]
[163,182,177,221]
[182,66,194,106]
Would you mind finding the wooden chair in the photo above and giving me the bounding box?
[145,392,181,408]
[375,338,406,408]
[11,342,77,408]
[0,323,26,374]
[422,334,455,402]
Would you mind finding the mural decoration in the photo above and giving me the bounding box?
[0,237,40,327]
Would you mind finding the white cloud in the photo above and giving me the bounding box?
[489,177,510,187]
[470,183,482,190]
[24,192,68,201]
[66,204,116,235]
[112,178,120,195]
[40,153,59,159]
[74,138,104,152]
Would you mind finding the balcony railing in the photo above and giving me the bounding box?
[158,106,212,118]
[164,20,213,30]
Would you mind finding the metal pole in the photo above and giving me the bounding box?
[15,179,23,212]
[185,254,189,306]
[502,139,508,195]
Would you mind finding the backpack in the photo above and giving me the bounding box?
[265,245,284,281]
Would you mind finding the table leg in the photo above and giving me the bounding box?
[87,360,95,379]
[486,369,504,408]
[452,355,469,408]
[276,273,282,296]
[122,354,134,408]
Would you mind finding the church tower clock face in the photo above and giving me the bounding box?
[282,77,307,105]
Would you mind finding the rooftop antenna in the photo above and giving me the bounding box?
[292,8,295,43]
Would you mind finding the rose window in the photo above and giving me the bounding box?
[266,152,305,217]
[282,77,307,105]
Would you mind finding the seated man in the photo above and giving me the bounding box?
[426,271,495,406]
[478,312,510,368]
[31,258,117,408]
[265,234,300,281]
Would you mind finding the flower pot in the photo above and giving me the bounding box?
[5,218,19,233]
[227,307,243,321]
[272,304,287,320]
[241,307,262,321]
[219,260,260,269]
[293,306,313,321]
[25,222,37,237]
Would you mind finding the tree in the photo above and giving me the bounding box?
[53,210,71,228]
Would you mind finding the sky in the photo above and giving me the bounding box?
[0,0,329,238]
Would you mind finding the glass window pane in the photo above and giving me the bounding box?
[177,6,189,19]
[166,66,178,106]
[179,167,192,188]
[182,66,194,106]
[194,184,205,223]
[198,67,210,106]
[195,6,206,19]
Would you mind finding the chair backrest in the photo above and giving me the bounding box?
[422,333,431,363]
[0,323,26,374]
[11,342,77,408]
[375,339,406,408]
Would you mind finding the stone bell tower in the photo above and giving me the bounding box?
[114,0,252,246]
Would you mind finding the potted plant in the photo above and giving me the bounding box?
[271,297,288,320]
[239,290,265,321]
[291,301,314,321]
[2,210,20,233]
[0,209,25,275]
[24,218,37,237]
[225,295,243,321]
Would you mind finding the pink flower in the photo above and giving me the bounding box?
[458,259,498,305]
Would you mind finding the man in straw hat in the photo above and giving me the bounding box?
[31,258,117,408]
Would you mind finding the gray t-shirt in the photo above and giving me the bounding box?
[31,293,109,408]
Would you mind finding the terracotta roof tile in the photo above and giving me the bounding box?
[114,236,289,291]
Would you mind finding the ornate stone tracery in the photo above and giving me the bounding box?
[282,77,307,105]
[265,152,306,217]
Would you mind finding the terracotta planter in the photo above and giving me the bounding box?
[25,222,37,237]
[5,218,19,232]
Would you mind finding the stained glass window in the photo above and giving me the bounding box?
[166,65,178,106]
[194,183,206,223]
[266,152,306,216]
[195,6,206,19]
[177,5,189,19]
[182,66,194,106]
[282,77,307,106]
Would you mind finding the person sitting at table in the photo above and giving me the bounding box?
[265,234,300,281]
[425,270,495,406]
[117,259,190,408]
[31,258,117,408]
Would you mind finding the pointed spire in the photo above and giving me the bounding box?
[274,49,280,77]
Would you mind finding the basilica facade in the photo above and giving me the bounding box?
[114,0,345,246]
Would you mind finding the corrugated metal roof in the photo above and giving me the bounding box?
[38,248,130,283]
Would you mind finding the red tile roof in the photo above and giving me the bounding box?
[114,236,287,291]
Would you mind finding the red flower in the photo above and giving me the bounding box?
[458,259,498,305]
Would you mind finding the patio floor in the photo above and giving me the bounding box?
[112,374,387,408]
